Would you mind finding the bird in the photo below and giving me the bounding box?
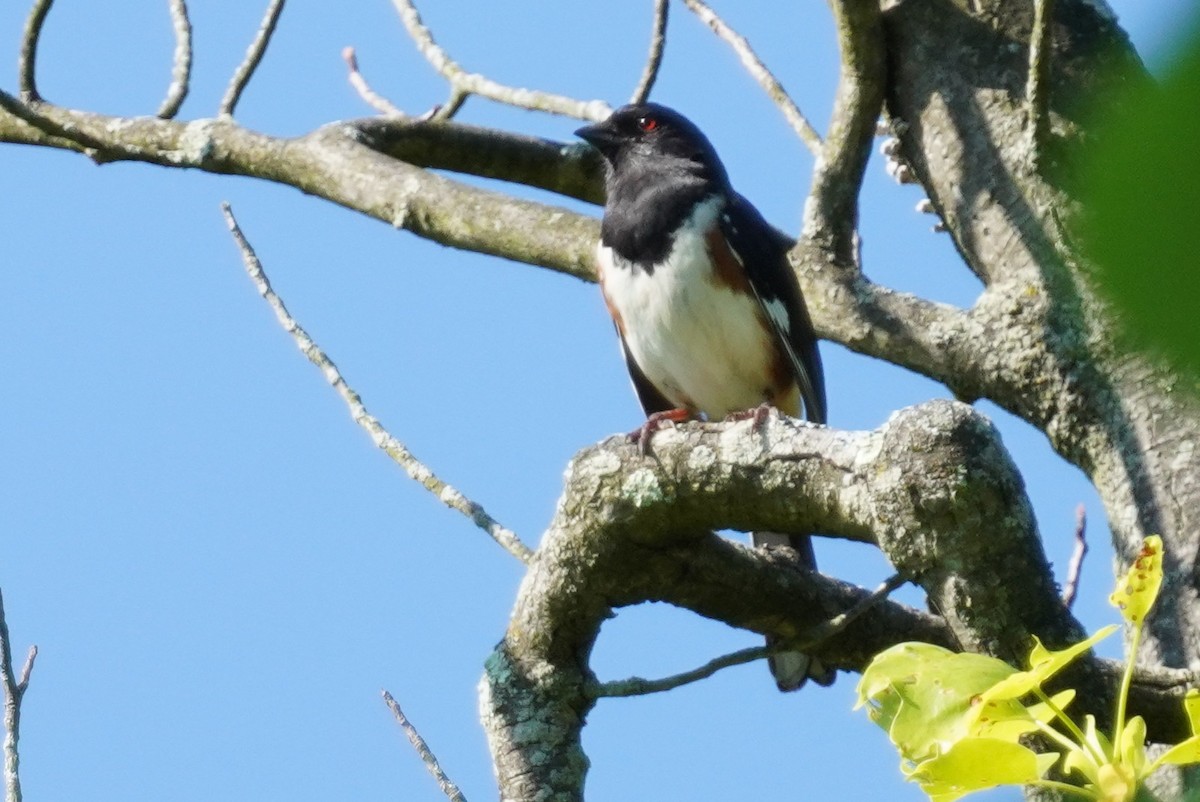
[576,102,834,691]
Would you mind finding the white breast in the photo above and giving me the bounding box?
[598,196,790,419]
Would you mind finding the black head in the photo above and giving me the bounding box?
[575,103,729,189]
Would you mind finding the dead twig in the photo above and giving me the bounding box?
[1,588,37,802]
[629,0,670,105]
[342,47,405,117]
[1062,503,1088,609]
[382,690,467,802]
[680,0,821,156]
[391,0,610,121]
[219,0,287,117]
[157,0,193,119]
[220,203,533,563]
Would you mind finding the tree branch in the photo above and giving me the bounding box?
[383,691,468,802]
[342,47,405,118]
[629,0,669,105]
[481,400,1196,800]
[1,589,36,802]
[18,0,54,103]
[1062,504,1088,609]
[391,0,610,121]
[219,0,287,117]
[680,0,821,155]
[223,202,533,563]
[590,572,906,698]
[1025,0,1055,164]
[482,402,1048,799]
[157,0,193,120]
[799,0,886,264]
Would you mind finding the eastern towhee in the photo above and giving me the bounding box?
[576,102,834,691]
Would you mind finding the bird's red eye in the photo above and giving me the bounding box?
[638,116,658,132]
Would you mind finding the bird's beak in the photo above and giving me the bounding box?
[575,121,619,155]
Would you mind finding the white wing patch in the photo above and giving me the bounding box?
[764,297,790,331]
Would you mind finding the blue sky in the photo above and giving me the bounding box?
[1,2,1195,800]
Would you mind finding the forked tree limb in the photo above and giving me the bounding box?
[480,402,1195,802]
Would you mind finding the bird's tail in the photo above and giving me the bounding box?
[750,531,836,691]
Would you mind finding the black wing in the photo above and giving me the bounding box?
[720,193,826,424]
[618,329,676,416]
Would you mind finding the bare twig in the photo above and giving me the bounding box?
[391,0,610,122]
[342,48,405,117]
[591,645,769,698]
[219,0,287,117]
[1,589,37,802]
[18,0,55,102]
[157,0,193,119]
[382,690,467,802]
[424,88,467,122]
[1062,503,1088,609]
[629,0,670,105]
[801,572,907,645]
[1025,0,1055,165]
[680,0,821,156]
[220,203,533,562]
[590,573,906,698]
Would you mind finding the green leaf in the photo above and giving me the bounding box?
[1184,688,1200,735]
[979,626,1117,705]
[857,643,1018,762]
[1109,536,1164,625]
[1083,714,1115,765]
[1065,744,1102,787]
[908,738,1058,802]
[1156,736,1200,767]
[1118,715,1147,778]
[1079,22,1200,380]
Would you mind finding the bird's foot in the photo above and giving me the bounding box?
[725,403,776,433]
[629,408,691,456]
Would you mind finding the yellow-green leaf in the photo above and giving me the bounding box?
[1117,715,1147,778]
[1109,535,1164,625]
[1026,689,1077,725]
[909,738,1058,801]
[857,643,1017,762]
[1156,735,1200,767]
[980,626,1117,704]
[1064,744,1102,787]
[1083,714,1115,764]
[1184,688,1200,735]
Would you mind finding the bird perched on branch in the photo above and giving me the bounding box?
[576,103,833,691]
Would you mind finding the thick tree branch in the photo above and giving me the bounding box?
[480,401,1196,801]
[0,104,598,277]
[880,5,1200,732]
